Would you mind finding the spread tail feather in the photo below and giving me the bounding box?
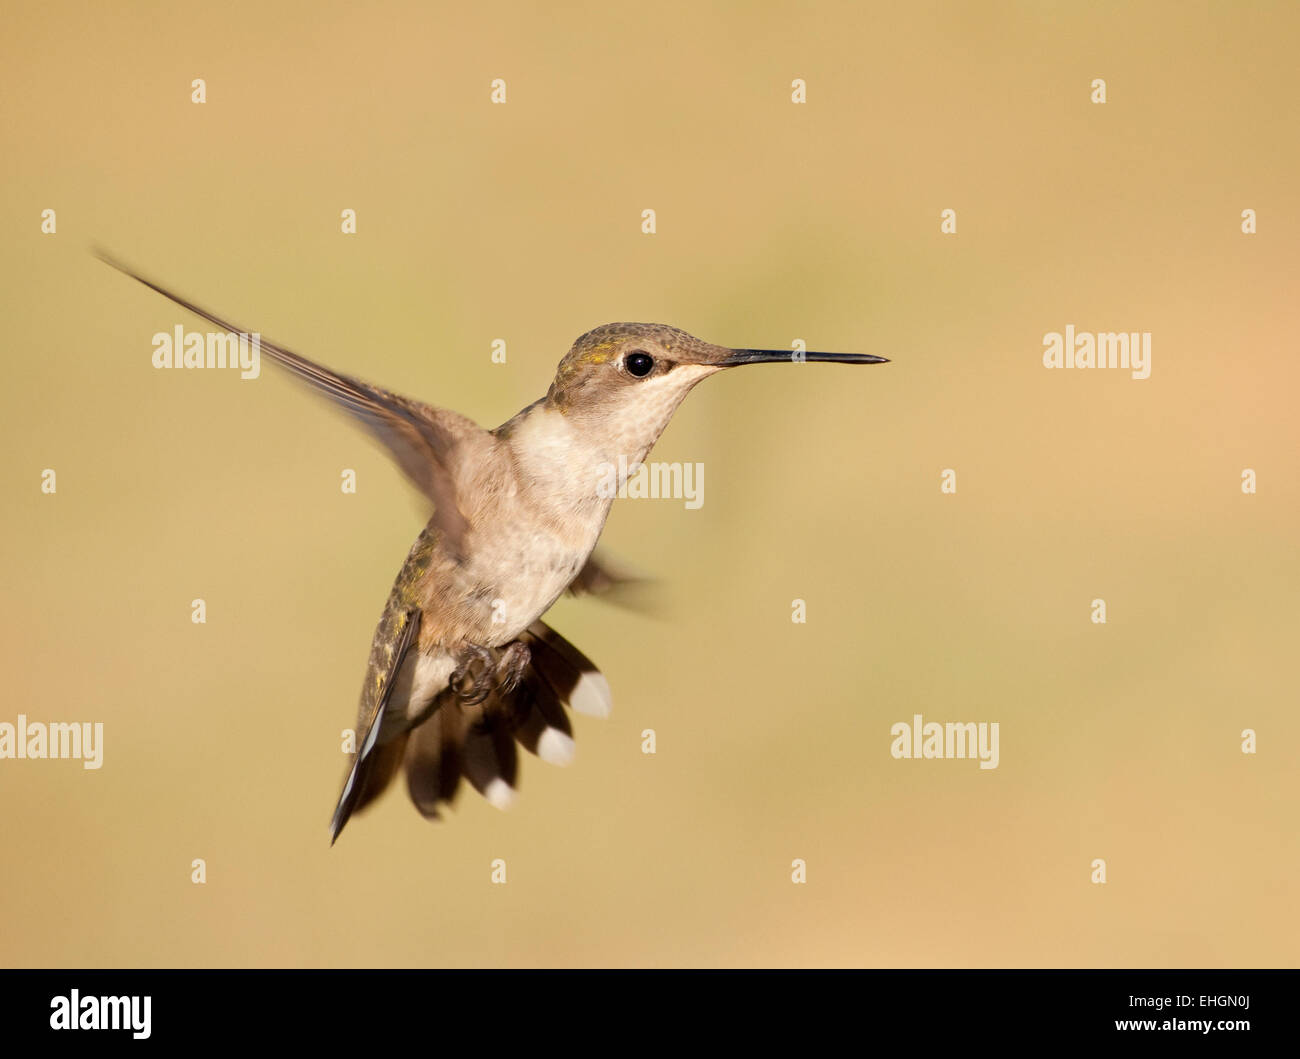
[400,621,609,822]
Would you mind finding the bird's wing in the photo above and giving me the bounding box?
[566,549,660,613]
[566,549,648,597]
[330,602,422,843]
[566,551,630,596]
[97,251,473,557]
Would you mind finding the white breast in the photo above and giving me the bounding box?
[458,408,615,643]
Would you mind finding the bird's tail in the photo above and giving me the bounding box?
[403,621,612,819]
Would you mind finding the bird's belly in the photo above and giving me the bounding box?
[427,513,603,649]
[476,536,590,646]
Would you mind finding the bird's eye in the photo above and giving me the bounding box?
[625,351,655,378]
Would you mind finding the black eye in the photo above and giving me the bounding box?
[625,351,655,377]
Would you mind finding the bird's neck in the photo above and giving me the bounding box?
[499,400,628,520]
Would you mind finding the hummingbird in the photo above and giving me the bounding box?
[98,254,888,843]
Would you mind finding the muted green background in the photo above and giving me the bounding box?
[1,1,1296,966]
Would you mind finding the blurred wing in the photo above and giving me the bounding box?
[567,550,645,598]
[97,251,472,556]
[566,549,661,614]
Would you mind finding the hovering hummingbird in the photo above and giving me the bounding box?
[99,254,888,842]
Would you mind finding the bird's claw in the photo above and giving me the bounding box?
[450,643,495,705]
[450,641,531,704]
[495,642,531,695]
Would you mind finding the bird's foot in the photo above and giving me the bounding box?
[495,641,531,695]
[450,643,495,705]
[450,641,531,704]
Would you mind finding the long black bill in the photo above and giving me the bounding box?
[724,348,890,365]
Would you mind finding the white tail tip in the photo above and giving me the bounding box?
[570,671,612,719]
[484,777,516,811]
[537,727,576,766]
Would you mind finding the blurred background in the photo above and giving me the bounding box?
[1,0,1297,967]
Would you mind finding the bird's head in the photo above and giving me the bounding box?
[544,322,886,458]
